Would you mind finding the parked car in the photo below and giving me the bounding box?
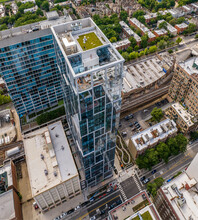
[67,209,74,215]
[143,178,150,184]
[33,202,39,210]
[125,116,129,121]
[142,194,147,200]
[151,169,157,174]
[134,121,138,125]
[129,123,133,127]
[75,205,81,211]
[90,216,96,220]
[119,122,122,127]
[128,114,134,119]
[121,132,127,137]
[143,109,148,113]
[140,176,145,181]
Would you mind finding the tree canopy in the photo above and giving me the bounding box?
[151,107,163,122]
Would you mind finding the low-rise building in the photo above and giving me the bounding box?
[109,190,161,220]
[190,3,198,12]
[0,4,5,18]
[46,11,59,20]
[154,158,198,220]
[113,38,131,51]
[129,18,156,42]
[165,102,197,133]
[168,56,198,116]
[128,119,177,159]
[23,121,81,212]
[0,160,23,220]
[157,20,177,36]
[153,29,168,37]
[11,2,18,15]
[24,5,38,13]
[175,23,188,34]
[119,21,141,45]
[144,13,157,23]
[122,52,174,97]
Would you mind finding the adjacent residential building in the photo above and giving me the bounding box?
[119,21,141,45]
[0,15,72,117]
[168,56,198,116]
[109,190,161,220]
[154,155,198,220]
[0,160,23,220]
[153,29,168,37]
[175,23,188,34]
[129,18,156,42]
[23,121,81,211]
[51,18,124,187]
[157,20,177,36]
[113,39,131,51]
[144,13,157,23]
[128,119,177,159]
[165,102,197,133]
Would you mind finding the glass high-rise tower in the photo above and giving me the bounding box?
[0,28,63,117]
[52,18,124,187]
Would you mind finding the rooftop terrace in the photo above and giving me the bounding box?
[179,56,198,76]
[52,18,123,77]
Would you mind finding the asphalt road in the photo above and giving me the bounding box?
[137,141,198,184]
[120,175,142,199]
[70,190,122,220]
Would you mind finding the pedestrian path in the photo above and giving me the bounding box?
[117,182,127,201]
[132,175,142,192]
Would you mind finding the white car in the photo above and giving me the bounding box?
[90,216,96,220]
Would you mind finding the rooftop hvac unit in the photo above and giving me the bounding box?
[40,154,44,160]
[54,171,57,177]
[44,169,48,176]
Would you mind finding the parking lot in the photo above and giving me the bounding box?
[119,98,170,142]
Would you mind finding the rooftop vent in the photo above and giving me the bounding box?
[61,146,64,150]
[44,169,48,176]
[55,134,59,138]
[54,171,57,177]
[40,154,44,160]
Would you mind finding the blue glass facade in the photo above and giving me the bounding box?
[52,18,124,187]
[0,33,62,116]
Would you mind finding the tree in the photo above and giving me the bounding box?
[133,10,145,18]
[175,134,188,153]
[144,48,148,55]
[129,51,137,60]
[36,8,44,16]
[156,142,170,163]
[176,37,182,44]
[129,36,137,48]
[137,15,145,24]
[168,49,173,53]
[151,107,163,122]
[184,23,196,35]
[121,52,129,61]
[159,21,167,30]
[139,50,145,57]
[120,10,128,22]
[127,46,133,53]
[190,131,198,141]
[195,34,198,39]
[148,45,157,53]
[141,34,148,48]
[41,1,49,11]
[110,36,117,43]
[0,24,8,31]
[147,177,164,197]
[134,45,139,51]
[167,137,179,155]
[157,39,166,49]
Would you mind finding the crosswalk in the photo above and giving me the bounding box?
[118,182,127,201]
[132,175,142,191]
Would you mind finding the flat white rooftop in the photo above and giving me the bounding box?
[179,56,198,75]
[0,189,15,220]
[175,23,188,29]
[123,53,174,93]
[171,102,194,127]
[131,119,177,151]
[23,121,78,197]
[113,39,130,48]
[162,172,198,220]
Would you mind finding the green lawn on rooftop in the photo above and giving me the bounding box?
[132,211,153,220]
[77,32,102,51]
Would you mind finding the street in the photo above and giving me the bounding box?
[137,141,198,184]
